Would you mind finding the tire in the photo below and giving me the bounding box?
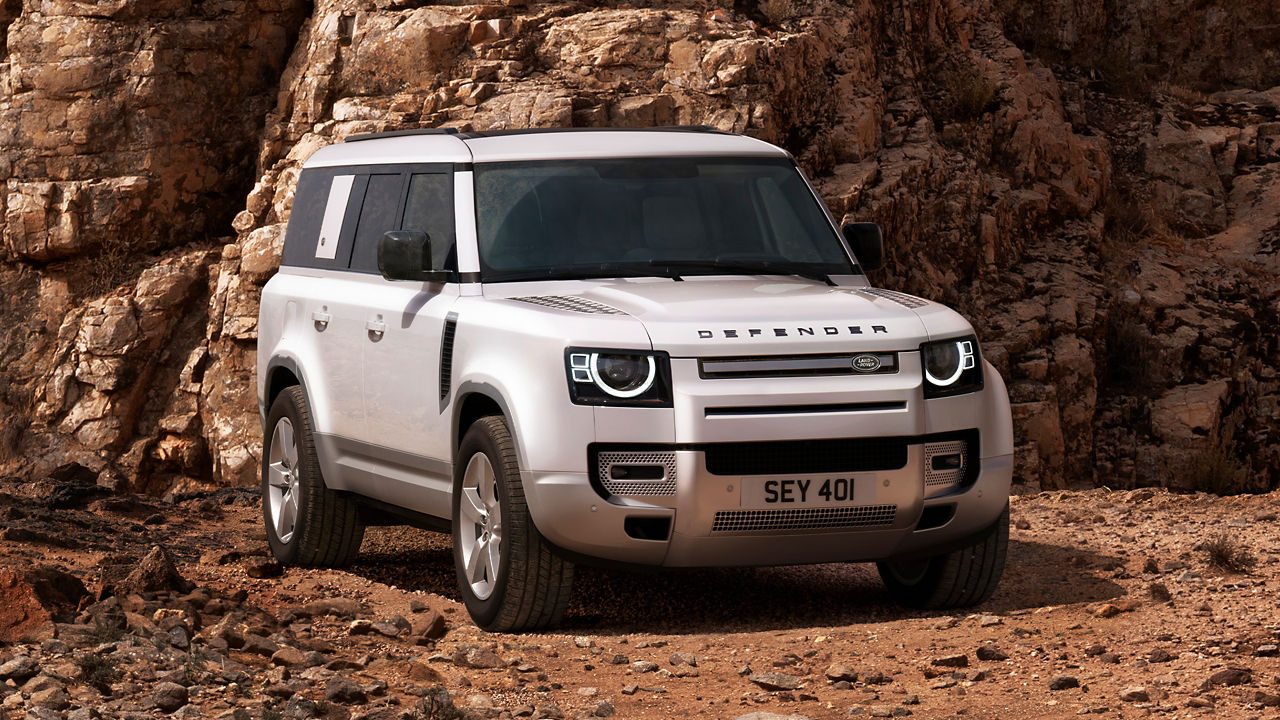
[877,505,1009,609]
[262,386,365,567]
[452,415,574,632]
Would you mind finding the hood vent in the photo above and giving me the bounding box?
[856,287,930,309]
[510,296,626,315]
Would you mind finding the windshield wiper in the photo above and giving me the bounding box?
[646,260,836,286]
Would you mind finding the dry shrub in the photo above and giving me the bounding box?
[1186,443,1259,495]
[1203,533,1257,573]
[942,66,998,121]
[759,0,797,25]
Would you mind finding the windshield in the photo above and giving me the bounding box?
[473,157,856,282]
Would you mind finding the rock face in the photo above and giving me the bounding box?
[0,0,1277,494]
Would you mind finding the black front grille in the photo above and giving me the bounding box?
[704,437,909,476]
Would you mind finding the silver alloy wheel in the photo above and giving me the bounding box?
[458,452,503,600]
[267,417,301,544]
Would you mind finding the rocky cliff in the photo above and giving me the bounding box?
[1,0,1276,495]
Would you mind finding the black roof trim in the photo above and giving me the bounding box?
[345,128,460,142]
[454,126,731,140]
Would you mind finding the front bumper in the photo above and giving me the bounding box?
[521,441,1013,568]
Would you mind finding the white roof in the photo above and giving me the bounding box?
[302,129,789,168]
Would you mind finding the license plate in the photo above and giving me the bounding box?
[740,475,874,508]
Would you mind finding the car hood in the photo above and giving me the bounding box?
[497,277,952,357]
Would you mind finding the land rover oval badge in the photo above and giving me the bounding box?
[852,354,881,373]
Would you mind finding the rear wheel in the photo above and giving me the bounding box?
[877,505,1008,609]
[262,386,365,567]
[452,415,574,631]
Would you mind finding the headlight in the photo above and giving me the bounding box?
[566,348,672,406]
[921,335,984,398]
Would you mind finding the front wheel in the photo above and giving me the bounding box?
[452,416,574,632]
[877,505,1009,609]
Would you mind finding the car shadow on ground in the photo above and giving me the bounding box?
[346,529,1126,635]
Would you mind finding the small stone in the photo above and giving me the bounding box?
[591,699,616,717]
[1015,518,1031,530]
[737,664,752,676]
[271,646,308,667]
[0,655,40,680]
[31,686,71,711]
[749,673,804,691]
[976,645,1008,662]
[417,610,448,640]
[1252,691,1280,707]
[632,661,659,673]
[977,615,1003,627]
[611,654,630,665]
[410,599,429,613]
[349,619,374,635]
[1083,644,1105,657]
[670,652,697,667]
[862,670,891,685]
[326,676,367,704]
[621,684,638,695]
[1094,604,1121,618]
[1143,557,1160,573]
[455,646,506,669]
[1148,583,1172,602]
[1148,648,1174,663]
[1255,644,1278,657]
[931,654,968,668]
[1119,686,1149,702]
[152,681,189,712]
[1098,653,1121,664]
[1202,666,1250,689]
[1048,675,1079,691]
[575,637,592,648]
[533,703,564,719]
[826,664,858,682]
[1186,697,1214,709]
[577,687,599,697]
[243,556,283,579]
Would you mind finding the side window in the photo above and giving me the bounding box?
[281,168,337,268]
[348,173,406,274]
[401,172,456,272]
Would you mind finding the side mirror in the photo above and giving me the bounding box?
[842,222,884,272]
[378,230,447,282]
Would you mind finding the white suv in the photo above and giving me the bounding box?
[257,127,1014,631]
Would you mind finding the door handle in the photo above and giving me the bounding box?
[366,319,386,339]
[312,311,331,330]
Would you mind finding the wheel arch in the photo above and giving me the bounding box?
[452,382,528,471]
[262,355,309,427]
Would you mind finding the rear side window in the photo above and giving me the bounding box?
[282,167,360,271]
[281,164,455,275]
[348,173,406,274]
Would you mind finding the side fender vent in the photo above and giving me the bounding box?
[439,312,458,404]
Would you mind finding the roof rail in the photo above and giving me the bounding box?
[455,126,732,139]
[345,128,460,143]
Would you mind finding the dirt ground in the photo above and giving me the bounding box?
[2,482,1280,720]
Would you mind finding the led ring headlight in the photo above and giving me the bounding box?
[923,339,976,387]
[589,352,655,397]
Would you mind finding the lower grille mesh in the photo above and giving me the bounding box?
[712,505,897,533]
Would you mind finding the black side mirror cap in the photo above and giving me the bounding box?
[378,230,448,282]
[842,222,884,272]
